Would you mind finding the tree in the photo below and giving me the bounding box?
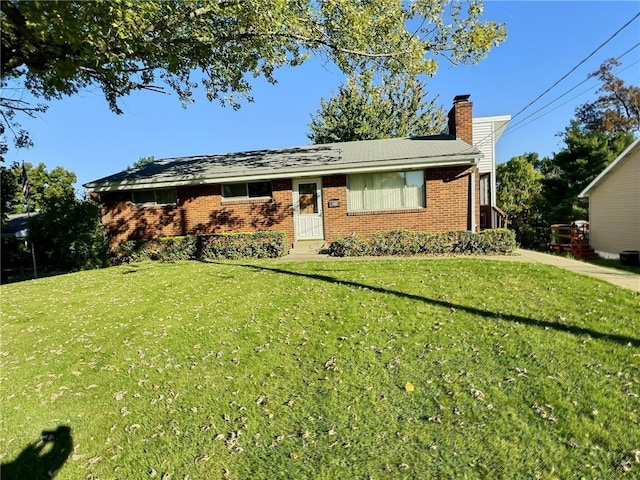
[307,70,446,143]
[27,193,108,271]
[542,123,633,224]
[575,58,640,134]
[496,154,546,248]
[7,162,76,214]
[1,164,18,223]
[128,156,155,170]
[1,0,506,154]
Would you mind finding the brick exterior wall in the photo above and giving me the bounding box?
[322,167,480,243]
[101,179,295,247]
[101,168,480,247]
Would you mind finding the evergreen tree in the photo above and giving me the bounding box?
[308,71,446,143]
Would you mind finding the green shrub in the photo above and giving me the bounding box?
[329,229,516,257]
[110,231,288,264]
[199,231,287,260]
[478,228,517,254]
[110,236,198,264]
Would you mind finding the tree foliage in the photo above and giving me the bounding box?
[27,193,108,271]
[128,156,155,170]
[496,153,546,248]
[542,123,633,224]
[1,164,18,223]
[5,162,76,214]
[575,58,640,134]
[307,70,446,143]
[1,0,506,153]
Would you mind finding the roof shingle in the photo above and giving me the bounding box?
[84,135,481,191]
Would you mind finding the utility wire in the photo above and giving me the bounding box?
[465,12,640,152]
[504,45,640,135]
[509,12,640,123]
[504,58,640,137]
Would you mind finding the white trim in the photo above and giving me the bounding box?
[470,171,476,232]
[579,137,640,198]
[293,178,324,241]
[594,250,619,260]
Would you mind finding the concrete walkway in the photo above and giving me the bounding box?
[515,249,640,293]
[282,249,640,293]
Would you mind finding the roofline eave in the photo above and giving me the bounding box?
[84,154,481,193]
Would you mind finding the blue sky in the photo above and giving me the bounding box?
[4,1,640,190]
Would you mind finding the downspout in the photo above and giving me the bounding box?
[470,168,476,232]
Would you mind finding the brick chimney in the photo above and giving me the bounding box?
[447,94,473,144]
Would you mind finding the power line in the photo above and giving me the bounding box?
[504,48,640,136]
[509,11,640,123]
[465,12,640,153]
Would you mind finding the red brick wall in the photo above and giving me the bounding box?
[101,169,480,247]
[101,179,294,247]
[322,167,479,243]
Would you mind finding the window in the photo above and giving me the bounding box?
[348,171,424,211]
[222,181,272,199]
[132,189,177,206]
[480,173,491,206]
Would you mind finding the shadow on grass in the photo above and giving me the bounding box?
[237,263,640,348]
[1,426,72,480]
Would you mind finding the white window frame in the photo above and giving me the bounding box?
[347,170,425,212]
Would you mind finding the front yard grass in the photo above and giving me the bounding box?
[1,258,638,479]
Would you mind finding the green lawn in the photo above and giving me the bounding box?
[1,259,638,479]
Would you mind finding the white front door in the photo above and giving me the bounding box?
[293,178,324,240]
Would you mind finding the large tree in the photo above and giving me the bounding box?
[574,58,640,134]
[1,0,506,156]
[27,193,108,271]
[307,70,446,143]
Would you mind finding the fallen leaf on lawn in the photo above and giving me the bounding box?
[113,391,127,401]
[405,382,415,392]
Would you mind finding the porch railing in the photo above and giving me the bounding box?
[549,223,595,259]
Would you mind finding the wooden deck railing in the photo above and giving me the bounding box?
[549,223,595,259]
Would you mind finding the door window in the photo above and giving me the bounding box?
[298,183,318,214]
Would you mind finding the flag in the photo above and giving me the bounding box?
[20,164,30,201]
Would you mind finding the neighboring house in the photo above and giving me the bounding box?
[578,137,640,259]
[85,95,509,248]
[0,213,32,239]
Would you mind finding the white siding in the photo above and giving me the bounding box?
[472,121,495,175]
[588,147,640,256]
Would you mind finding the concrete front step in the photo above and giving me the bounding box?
[289,240,327,255]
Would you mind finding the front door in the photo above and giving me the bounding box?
[293,178,324,240]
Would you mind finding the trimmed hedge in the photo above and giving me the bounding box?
[110,231,288,264]
[328,229,516,257]
[199,231,288,260]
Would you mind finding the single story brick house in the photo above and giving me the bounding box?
[578,137,640,259]
[84,95,509,248]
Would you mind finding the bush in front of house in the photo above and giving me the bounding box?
[199,231,288,260]
[328,229,516,257]
[110,236,198,264]
[109,231,288,264]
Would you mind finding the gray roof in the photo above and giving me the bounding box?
[84,135,481,192]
